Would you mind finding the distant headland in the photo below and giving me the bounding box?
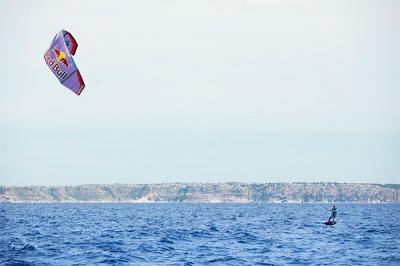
[0,183,398,203]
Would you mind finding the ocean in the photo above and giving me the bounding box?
[0,203,399,265]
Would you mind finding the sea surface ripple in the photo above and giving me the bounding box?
[0,203,399,265]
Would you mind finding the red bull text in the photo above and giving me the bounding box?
[44,50,68,80]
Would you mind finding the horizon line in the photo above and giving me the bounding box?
[1,181,399,187]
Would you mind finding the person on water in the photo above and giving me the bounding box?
[326,204,337,222]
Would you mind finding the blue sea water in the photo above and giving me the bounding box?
[0,203,399,265]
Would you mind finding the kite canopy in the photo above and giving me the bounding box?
[44,30,85,95]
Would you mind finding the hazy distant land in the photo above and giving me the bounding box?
[0,183,398,203]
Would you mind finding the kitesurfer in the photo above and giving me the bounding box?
[326,204,337,222]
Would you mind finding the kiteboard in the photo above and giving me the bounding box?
[324,221,336,225]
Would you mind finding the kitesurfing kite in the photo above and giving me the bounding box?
[44,30,85,95]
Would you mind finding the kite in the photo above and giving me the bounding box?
[44,30,85,95]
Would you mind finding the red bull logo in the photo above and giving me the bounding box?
[53,48,69,68]
[44,50,68,80]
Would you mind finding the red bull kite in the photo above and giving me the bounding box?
[44,30,85,95]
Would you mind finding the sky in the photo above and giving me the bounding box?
[0,0,399,185]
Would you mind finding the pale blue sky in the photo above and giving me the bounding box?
[1,0,399,185]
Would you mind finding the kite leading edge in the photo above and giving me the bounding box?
[44,30,85,95]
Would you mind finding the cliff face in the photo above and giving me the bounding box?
[0,183,398,203]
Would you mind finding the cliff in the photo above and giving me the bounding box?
[1,182,398,203]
